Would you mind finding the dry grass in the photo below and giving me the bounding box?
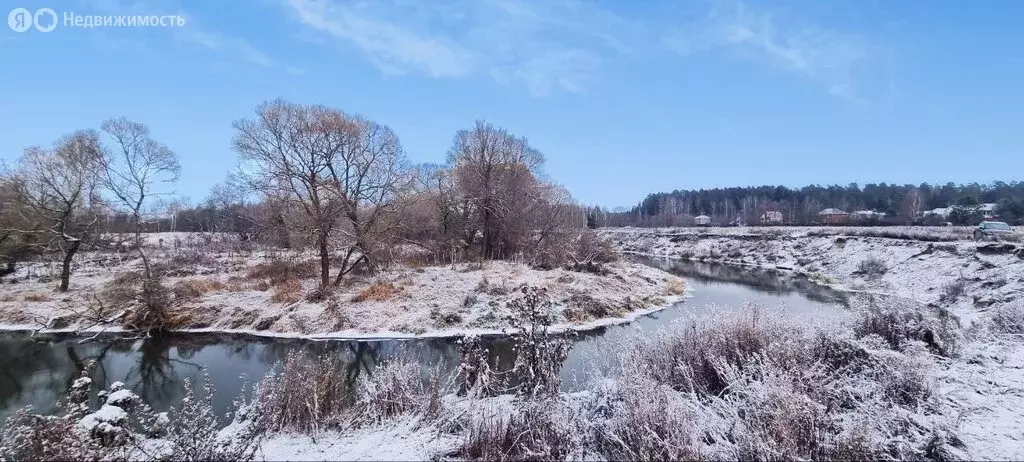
[663,278,686,295]
[460,402,574,461]
[354,358,444,425]
[247,258,318,284]
[22,292,52,302]
[352,282,401,302]
[172,278,228,300]
[270,279,303,304]
[253,351,351,434]
[598,303,952,460]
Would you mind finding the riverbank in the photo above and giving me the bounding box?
[601,226,1023,325]
[601,226,1024,460]
[0,243,686,339]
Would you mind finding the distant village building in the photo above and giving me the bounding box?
[760,210,783,224]
[694,215,712,226]
[818,208,849,225]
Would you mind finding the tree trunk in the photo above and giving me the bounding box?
[58,240,81,292]
[318,234,330,289]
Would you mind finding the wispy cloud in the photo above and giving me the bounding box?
[280,0,642,96]
[87,0,299,74]
[663,0,888,105]
[179,30,278,69]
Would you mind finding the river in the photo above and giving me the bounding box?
[0,257,849,420]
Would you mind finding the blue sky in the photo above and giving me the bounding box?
[1,0,1022,208]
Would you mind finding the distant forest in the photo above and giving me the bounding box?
[588,181,1024,227]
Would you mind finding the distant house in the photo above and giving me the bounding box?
[760,210,783,224]
[818,208,849,225]
[694,215,712,226]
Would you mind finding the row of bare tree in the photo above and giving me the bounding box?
[231,100,586,289]
[1,119,180,291]
[1,99,590,294]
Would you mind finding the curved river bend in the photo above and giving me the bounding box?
[0,258,849,420]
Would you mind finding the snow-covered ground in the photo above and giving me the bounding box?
[601,226,1024,460]
[0,233,686,338]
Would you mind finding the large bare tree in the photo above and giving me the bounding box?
[327,115,409,283]
[233,99,409,289]
[100,117,181,277]
[447,121,544,259]
[6,131,104,291]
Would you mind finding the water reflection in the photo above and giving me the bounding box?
[0,258,850,419]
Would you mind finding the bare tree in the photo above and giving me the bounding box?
[326,115,410,282]
[233,100,348,289]
[6,132,104,291]
[234,99,408,289]
[901,188,924,224]
[100,117,181,277]
[447,121,543,259]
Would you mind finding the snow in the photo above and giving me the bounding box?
[0,239,686,339]
[105,389,136,406]
[79,404,128,432]
[258,417,458,461]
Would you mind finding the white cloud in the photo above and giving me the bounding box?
[280,0,640,96]
[664,0,886,104]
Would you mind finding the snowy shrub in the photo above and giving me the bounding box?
[161,374,261,461]
[457,336,503,397]
[354,357,445,424]
[0,370,102,460]
[506,286,572,398]
[592,307,958,460]
[589,377,703,461]
[941,279,968,302]
[114,270,178,331]
[856,257,888,279]
[626,308,786,395]
[991,302,1024,334]
[459,400,575,461]
[853,297,956,356]
[253,351,351,434]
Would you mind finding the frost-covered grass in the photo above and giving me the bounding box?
[581,306,956,460]
[1,288,975,461]
[603,226,1024,460]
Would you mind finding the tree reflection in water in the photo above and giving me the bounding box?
[0,332,505,420]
